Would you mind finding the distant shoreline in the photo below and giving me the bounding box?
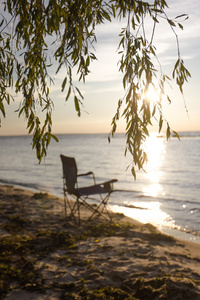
[0,130,200,138]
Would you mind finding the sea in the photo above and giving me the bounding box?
[0,132,200,243]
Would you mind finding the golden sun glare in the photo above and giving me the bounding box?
[145,84,160,103]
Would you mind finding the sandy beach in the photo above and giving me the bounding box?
[0,184,200,299]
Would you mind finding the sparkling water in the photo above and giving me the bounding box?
[0,132,200,242]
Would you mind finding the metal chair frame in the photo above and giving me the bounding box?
[60,154,117,225]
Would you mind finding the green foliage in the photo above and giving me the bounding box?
[108,1,190,177]
[0,1,190,172]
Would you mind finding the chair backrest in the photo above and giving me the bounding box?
[60,155,78,193]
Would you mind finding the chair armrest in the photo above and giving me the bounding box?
[77,171,93,177]
[77,171,96,184]
[102,179,118,184]
[102,179,118,192]
[109,179,118,183]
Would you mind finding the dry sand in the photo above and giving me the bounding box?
[0,184,200,299]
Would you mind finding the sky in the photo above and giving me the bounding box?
[0,0,200,136]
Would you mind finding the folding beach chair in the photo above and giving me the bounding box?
[60,154,118,225]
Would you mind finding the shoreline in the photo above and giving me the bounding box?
[1,181,199,245]
[0,184,200,299]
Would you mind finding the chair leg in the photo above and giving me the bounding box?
[64,195,67,217]
[97,193,112,220]
[63,193,77,224]
[78,200,81,225]
[101,201,112,222]
[63,192,112,225]
[84,193,112,224]
[68,198,81,225]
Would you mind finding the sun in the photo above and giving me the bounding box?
[145,84,160,103]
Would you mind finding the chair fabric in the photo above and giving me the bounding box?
[60,154,117,224]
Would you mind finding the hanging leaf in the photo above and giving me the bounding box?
[159,115,163,133]
[172,130,180,140]
[178,23,183,30]
[61,77,67,92]
[65,86,71,101]
[74,96,80,116]
[166,123,171,140]
[131,166,136,180]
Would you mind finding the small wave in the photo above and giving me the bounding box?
[158,196,200,207]
[0,179,40,191]
[190,207,200,212]
[125,204,148,210]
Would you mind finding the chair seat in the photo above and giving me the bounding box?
[78,184,108,196]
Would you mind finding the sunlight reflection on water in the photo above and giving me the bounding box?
[110,133,174,230]
[110,200,174,230]
[142,133,166,198]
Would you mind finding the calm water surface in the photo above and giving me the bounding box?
[0,132,200,243]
